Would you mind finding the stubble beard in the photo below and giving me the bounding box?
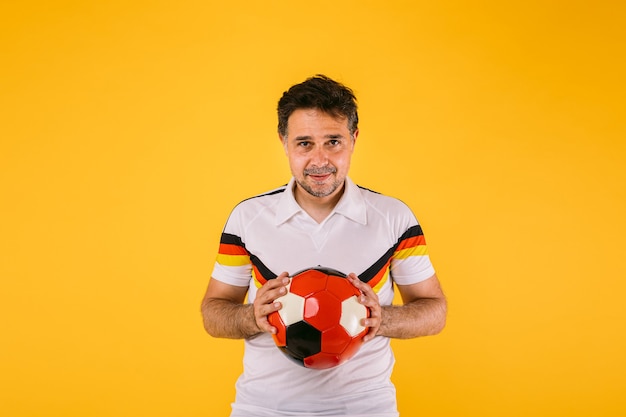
[297,177,343,198]
[297,166,343,198]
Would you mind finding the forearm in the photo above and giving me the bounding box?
[201,298,261,339]
[379,297,447,339]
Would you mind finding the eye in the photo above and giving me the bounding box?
[297,141,311,148]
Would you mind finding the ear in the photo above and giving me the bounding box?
[279,133,288,154]
[351,129,359,149]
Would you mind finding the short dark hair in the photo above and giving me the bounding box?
[277,75,358,138]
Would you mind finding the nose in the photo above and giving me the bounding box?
[310,145,329,167]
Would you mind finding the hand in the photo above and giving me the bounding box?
[347,273,381,342]
[252,272,290,334]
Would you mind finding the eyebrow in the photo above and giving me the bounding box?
[293,134,345,141]
[293,135,312,141]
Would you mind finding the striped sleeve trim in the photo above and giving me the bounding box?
[394,232,428,259]
[216,233,278,284]
[359,225,428,289]
[216,233,251,267]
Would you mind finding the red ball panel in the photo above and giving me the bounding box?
[290,269,328,297]
[303,351,342,370]
[325,275,360,300]
[320,325,353,354]
[304,291,341,331]
[338,332,366,360]
[268,311,287,347]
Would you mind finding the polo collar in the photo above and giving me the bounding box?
[333,177,368,225]
[274,177,367,226]
[274,178,302,225]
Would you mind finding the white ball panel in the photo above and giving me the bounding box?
[340,295,367,337]
[275,282,305,326]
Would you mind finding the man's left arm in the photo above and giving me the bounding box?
[348,273,447,342]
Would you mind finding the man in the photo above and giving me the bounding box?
[201,75,446,417]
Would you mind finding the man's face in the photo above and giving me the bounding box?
[281,108,357,201]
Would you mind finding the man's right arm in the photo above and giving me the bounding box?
[200,273,290,339]
[200,278,259,339]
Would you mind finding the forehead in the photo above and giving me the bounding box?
[286,108,350,136]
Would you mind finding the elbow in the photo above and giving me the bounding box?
[202,315,225,339]
[429,298,448,336]
[200,300,220,338]
[202,317,217,338]
[432,315,447,335]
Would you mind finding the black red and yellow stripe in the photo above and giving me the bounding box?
[216,233,251,266]
[359,225,428,291]
[217,233,277,287]
[217,225,427,292]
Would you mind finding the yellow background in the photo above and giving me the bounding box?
[1,1,625,416]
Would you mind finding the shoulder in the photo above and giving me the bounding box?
[233,184,288,211]
[356,184,413,215]
[239,184,287,203]
[223,184,288,228]
[354,183,421,239]
[224,186,287,237]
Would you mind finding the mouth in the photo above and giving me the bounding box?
[308,173,332,183]
[304,167,336,183]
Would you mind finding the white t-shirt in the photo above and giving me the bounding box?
[211,177,435,416]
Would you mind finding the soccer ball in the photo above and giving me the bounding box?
[268,267,370,370]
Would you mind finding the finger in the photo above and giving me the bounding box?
[362,322,379,342]
[270,273,291,301]
[253,299,282,334]
[362,313,381,342]
[346,274,379,310]
[363,329,377,343]
[347,273,376,297]
[255,316,276,334]
[254,272,291,333]
[256,274,290,304]
[346,273,382,342]
[262,273,290,292]
[347,273,367,293]
[355,286,379,311]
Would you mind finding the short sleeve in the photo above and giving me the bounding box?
[389,220,436,286]
[210,207,253,287]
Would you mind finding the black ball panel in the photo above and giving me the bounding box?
[285,320,322,359]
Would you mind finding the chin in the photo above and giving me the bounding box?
[308,183,341,198]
